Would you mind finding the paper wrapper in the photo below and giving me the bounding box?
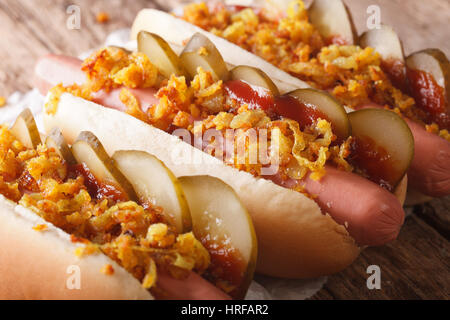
[1,29,329,300]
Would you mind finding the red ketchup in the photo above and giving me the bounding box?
[274,95,328,130]
[224,80,328,129]
[227,5,248,12]
[407,68,449,130]
[18,170,40,193]
[69,163,128,202]
[225,4,262,15]
[224,80,399,190]
[224,80,274,113]
[382,59,407,92]
[202,239,246,298]
[348,135,397,192]
[327,35,349,46]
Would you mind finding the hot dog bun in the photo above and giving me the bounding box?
[0,195,153,300]
[0,192,232,300]
[130,8,308,94]
[43,92,410,278]
[0,128,234,300]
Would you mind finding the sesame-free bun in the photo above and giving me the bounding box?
[130,9,309,94]
[0,195,153,300]
[44,93,361,278]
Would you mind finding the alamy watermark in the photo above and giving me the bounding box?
[66,265,81,289]
[66,5,81,30]
[366,265,381,289]
[170,124,281,176]
[366,5,381,30]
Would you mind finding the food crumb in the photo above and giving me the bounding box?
[96,12,109,24]
[197,46,208,56]
[70,234,89,244]
[74,244,99,257]
[74,247,84,257]
[0,96,6,107]
[32,224,47,231]
[101,264,115,275]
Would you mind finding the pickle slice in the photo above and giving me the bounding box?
[180,32,229,81]
[138,31,187,79]
[113,150,192,233]
[179,175,257,299]
[10,108,42,149]
[72,131,138,202]
[309,0,357,45]
[288,88,351,141]
[406,48,450,110]
[359,26,405,62]
[348,109,414,189]
[45,127,77,165]
[230,65,280,96]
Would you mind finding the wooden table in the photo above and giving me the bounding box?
[0,0,448,300]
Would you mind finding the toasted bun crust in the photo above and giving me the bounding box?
[130,9,309,94]
[395,175,408,206]
[0,195,153,300]
[44,93,361,278]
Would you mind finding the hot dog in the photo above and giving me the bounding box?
[36,55,405,246]
[405,119,450,197]
[129,0,450,199]
[35,54,159,113]
[0,194,231,300]
[0,110,257,299]
[34,29,410,279]
[35,54,407,246]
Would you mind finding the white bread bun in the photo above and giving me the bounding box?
[44,93,361,278]
[0,195,153,300]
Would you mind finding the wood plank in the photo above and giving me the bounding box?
[312,214,450,299]
[0,0,150,96]
[414,197,450,240]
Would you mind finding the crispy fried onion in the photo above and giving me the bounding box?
[274,118,339,181]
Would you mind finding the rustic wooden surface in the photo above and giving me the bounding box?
[0,0,448,300]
